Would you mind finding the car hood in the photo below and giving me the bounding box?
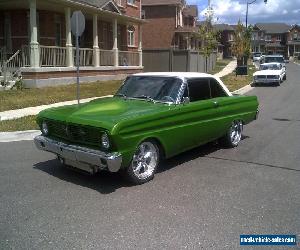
[38,97,172,131]
[253,70,281,76]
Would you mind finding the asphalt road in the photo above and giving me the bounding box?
[1,63,300,250]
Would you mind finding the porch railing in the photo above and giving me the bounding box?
[119,51,139,66]
[40,46,67,67]
[74,48,93,67]
[100,49,114,66]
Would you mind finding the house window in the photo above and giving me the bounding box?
[127,0,135,5]
[116,0,123,6]
[141,10,146,19]
[294,32,299,40]
[276,35,281,41]
[127,25,135,46]
[265,35,271,41]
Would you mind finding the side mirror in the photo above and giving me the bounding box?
[182,97,190,104]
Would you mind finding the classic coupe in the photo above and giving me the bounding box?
[253,62,286,86]
[34,73,259,184]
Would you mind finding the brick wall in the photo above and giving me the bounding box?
[142,5,176,49]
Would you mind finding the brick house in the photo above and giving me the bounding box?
[213,24,235,58]
[0,0,144,87]
[141,0,199,50]
[287,24,300,58]
[251,23,290,56]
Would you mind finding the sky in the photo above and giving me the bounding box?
[187,0,300,25]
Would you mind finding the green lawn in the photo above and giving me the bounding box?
[0,80,122,112]
[221,64,256,92]
[209,58,233,75]
[0,116,38,132]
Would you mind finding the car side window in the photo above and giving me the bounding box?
[209,79,227,98]
[187,79,210,102]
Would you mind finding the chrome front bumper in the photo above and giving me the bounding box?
[34,135,122,173]
[254,79,280,84]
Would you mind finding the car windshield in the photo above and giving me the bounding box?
[260,64,280,70]
[264,56,284,63]
[115,76,182,103]
[254,53,261,57]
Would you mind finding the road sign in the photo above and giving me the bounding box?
[71,11,85,105]
[71,11,85,37]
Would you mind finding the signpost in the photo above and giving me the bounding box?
[71,11,85,105]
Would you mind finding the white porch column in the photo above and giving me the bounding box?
[113,18,119,67]
[65,7,73,67]
[93,14,100,67]
[138,24,142,67]
[29,0,39,68]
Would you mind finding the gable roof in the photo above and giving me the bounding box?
[73,0,111,8]
[142,0,184,6]
[255,23,291,34]
[213,24,234,31]
[183,5,198,17]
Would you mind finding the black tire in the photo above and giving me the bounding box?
[124,140,160,184]
[220,120,243,148]
[283,74,287,80]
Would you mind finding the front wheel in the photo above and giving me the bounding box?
[125,141,160,184]
[220,120,243,147]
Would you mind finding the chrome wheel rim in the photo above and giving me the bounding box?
[230,121,243,145]
[132,142,158,180]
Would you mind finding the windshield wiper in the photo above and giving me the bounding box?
[132,95,156,103]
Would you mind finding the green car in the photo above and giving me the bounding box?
[34,72,259,184]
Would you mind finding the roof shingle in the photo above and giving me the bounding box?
[142,0,184,6]
[255,23,291,34]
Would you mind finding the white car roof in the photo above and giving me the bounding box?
[133,72,213,78]
[132,72,232,96]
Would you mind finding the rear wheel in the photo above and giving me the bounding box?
[125,141,160,184]
[220,120,243,147]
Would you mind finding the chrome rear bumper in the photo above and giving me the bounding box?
[34,135,122,173]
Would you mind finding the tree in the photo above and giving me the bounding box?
[197,20,219,72]
[232,20,252,66]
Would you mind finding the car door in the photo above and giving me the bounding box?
[169,78,221,153]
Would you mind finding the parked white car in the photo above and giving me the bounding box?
[253,52,263,62]
[253,63,286,86]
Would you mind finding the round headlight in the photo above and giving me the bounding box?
[42,121,49,135]
[101,133,110,149]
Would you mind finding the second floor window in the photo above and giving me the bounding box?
[265,35,271,41]
[276,35,281,41]
[128,25,135,46]
[127,0,135,5]
[294,32,299,40]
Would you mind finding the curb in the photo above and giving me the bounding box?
[232,83,254,95]
[0,130,41,143]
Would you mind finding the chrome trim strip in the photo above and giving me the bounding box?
[34,135,122,173]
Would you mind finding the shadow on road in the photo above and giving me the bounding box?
[33,137,249,194]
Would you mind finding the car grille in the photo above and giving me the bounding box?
[267,75,278,79]
[46,120,103,147]
[257,75,266,79]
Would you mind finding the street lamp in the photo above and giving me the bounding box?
[246,0,267,28]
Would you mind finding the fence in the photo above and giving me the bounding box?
[143,49,217,73]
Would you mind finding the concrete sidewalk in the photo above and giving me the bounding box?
[214,60,237,78]
[0,95,112,121]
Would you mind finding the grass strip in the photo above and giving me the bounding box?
[0,80,122,112]
[0,116,38,132]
